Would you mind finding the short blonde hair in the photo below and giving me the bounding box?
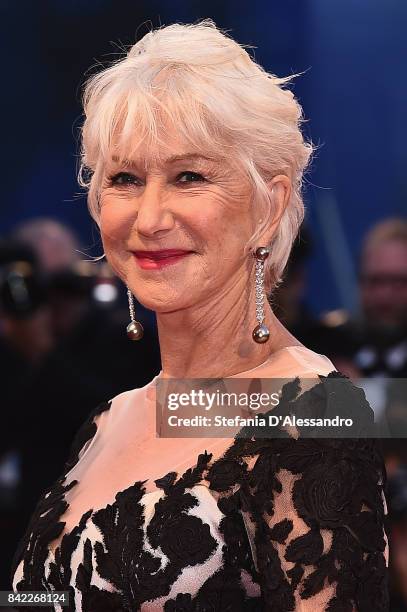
[79,19,313,290]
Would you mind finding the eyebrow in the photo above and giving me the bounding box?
[164,153,215,164]
[110,153,216,166]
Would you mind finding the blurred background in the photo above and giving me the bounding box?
[1,0,406,607]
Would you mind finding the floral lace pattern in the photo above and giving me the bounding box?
[11,372,389,611]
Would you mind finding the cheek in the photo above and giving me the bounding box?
[189,190,252,251]
[99,196,135,278]
[99,194,135,249]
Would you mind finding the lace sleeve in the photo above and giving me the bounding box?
[236,374,390,611]
[255,440,388,612]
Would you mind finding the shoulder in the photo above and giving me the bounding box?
[281,345,337,377]
[63,377,157,473]
[262,346,375,425]
[258,345,336,381]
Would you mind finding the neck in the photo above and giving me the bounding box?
[156,283,300,378]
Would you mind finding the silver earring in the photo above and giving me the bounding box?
[252,247,270,343]
[126,287,144,341]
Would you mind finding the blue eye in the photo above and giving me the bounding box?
[177,172,205,183]
[109,172,140,186]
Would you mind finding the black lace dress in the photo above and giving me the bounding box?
[11,364,389,611]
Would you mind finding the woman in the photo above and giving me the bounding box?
[11,20,389,611]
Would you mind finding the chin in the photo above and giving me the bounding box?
[134,289,196,314]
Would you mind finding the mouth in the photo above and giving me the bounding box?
[131,249,194,269]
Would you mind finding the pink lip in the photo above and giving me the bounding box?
[132,249,193,269]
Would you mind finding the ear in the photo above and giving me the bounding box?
[260,174,291,244]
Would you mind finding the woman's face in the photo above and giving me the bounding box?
[99,136,257,313]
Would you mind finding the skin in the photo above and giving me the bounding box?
[360,240,407,330]
[99,134,301,378]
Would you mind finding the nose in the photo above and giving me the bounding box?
[135,182,175,238]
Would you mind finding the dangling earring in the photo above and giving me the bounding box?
[126,287,144,341]
[252,247,270,343]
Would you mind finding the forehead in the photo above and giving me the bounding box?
[105,122,224,170]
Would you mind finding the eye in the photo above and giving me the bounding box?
[176,171,206,184]
[108,172,141,186]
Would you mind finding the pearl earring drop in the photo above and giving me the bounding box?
[126,287,144,341]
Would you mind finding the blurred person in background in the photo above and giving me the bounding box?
[11,217,90,346]
[0,241,54,365]
[358,218,407,376]
[347,218,407,377]
[350,219,407,604]
[11,217,81,274]
[12,216,158,342]
[0,222,161,590]
[276,217,407,378]
[331,219,407,466]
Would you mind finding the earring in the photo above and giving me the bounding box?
[126,287,144,341]
[252,246,270,343]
